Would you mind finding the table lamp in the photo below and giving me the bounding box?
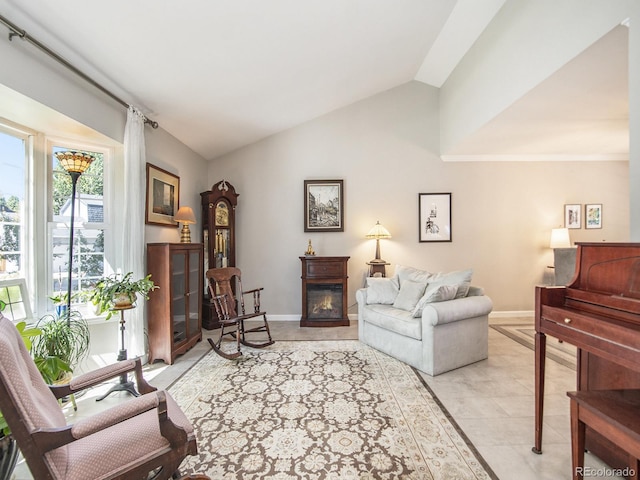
[550,228,571,249]
[366,221,392,264]
[175,206,196,243]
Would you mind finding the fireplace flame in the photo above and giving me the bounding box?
[311,295,333,314]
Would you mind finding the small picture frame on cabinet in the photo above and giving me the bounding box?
[564,204,581,229]
[585,204,602,229]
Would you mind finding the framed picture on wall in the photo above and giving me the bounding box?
[419,193,452,242]
[585,203,602,229]
[564,204,581,229]
[145,163,180,226]
[304,180,344,232]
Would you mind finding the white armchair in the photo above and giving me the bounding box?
[356,265,493,376]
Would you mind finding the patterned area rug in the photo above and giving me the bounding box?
[490,323,576,370]
[170,340,497,479]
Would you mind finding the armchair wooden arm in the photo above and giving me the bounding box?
[242,288,263,294]
[30,391,189,454]
[70,391,162,440]
[240,286,263,314]
[48,357,155,399]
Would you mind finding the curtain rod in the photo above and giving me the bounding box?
[0,13,159,129]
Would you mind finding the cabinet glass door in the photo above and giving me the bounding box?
[188,250,200,335]
[171,252,186,345]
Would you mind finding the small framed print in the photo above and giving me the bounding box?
[304,180,344,232]
[585,204,602,229]
[564,204,581,229]
[145,163,180,227]
[419,193,452,242]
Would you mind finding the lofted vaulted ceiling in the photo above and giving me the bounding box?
[0,0,628,161]
[445,24,629,160]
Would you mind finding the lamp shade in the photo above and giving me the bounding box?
[55,151,95,174]
[365,221,391,239]
[175,206,196,224]
[550,228,571,249]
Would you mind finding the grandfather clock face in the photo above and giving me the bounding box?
[214,201,229,226]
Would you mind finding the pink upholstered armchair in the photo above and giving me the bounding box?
[0,313,201,480]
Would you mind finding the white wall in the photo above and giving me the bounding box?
[144,128,210,245]
[629,5,640,240]
[208,81,629,314]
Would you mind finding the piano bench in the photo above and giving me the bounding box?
[567,390,640,480]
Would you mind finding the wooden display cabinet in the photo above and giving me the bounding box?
[200,180,239,329]
[147,243,203,364]
[300,256,350,327]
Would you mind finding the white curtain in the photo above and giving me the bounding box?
[122,106,147,359]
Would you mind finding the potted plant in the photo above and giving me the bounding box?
[90,272,158,320]
[48,291,79,317]
[30,310,88,384]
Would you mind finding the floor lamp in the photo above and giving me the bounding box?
[55,151,95,324]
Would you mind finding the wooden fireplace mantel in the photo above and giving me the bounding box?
[299,256,350,327]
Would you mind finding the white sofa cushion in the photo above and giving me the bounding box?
[395,265,473,299]
[428,269,473,298]
[412,284,458,317]
[365,276,399,304]
[393,280,427,311]
[362,304,421,340]
[395,265,435,285]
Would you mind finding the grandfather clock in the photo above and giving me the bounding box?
[200,180,239,329]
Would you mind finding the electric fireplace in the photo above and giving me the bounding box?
[300,256,350,327]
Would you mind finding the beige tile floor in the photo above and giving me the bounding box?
[12,317,625,480]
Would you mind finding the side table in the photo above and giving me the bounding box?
[96,305,140,401]
[366,261,390,277]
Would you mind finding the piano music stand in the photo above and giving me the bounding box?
[96,305,140,401]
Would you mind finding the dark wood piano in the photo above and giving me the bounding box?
[534,243,640,469]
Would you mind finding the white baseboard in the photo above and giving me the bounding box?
[489,310,534,318]
[263,314,300,321]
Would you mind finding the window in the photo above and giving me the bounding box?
[0,279,33,321]
[0,116,115,318]
[0,128,26,280]
[50,144,108,305]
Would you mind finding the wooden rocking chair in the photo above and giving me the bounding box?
[206,267,275,359]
